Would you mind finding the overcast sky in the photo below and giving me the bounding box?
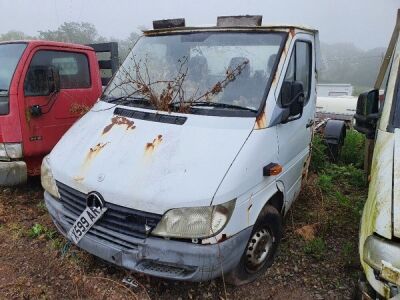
[0,0,398,49]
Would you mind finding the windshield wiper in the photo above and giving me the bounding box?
[105,96,152,106]
[171,101,257,113]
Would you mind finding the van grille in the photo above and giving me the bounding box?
[56,181,162,248]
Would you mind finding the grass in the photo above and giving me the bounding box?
[304,237,326,260]
[303,130,368,262]
[28,223,57,240]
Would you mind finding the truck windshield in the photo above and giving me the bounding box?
[102,32,285,115]
[0,43,27,94]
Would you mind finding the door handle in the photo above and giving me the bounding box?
[306,119,314,128]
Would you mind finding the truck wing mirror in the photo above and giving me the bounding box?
[281,81,305,122]
[354,89,379,139]
[24,66,60,96]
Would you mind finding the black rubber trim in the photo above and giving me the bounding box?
[114,107,187,125]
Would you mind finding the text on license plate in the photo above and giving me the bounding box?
[67,206,107,244]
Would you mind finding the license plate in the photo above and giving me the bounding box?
[67,206,107,244]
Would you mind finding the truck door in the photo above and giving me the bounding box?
[276,35,315,209]
[21,49,98,166]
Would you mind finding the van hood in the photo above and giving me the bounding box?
[50,102,254,214]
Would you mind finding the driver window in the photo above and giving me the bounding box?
[278,41,311,105]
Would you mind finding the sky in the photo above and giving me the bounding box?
[0,0,398,49]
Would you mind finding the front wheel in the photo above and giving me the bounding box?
[226,205,282,286]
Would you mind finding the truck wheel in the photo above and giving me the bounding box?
[226,205,282,286]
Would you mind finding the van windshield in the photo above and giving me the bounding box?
[102,32,285,115]
[0,43,27,95]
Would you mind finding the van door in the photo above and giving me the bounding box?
[276,35,315,209]
[21,49,97,163]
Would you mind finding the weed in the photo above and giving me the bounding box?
[51,238,64,250]
[36,201,47,212]
[342,241,356,265]
[28,223,60,241]
[334,191,350,207]
[311,135,328,172]
[9,222,26,239]
[317,174,333,193]
[340,130,365,167]
[29,223,46,238]
[325,164,366,188]
[304,237,326,260]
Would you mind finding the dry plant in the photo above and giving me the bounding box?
[107,55,249,113]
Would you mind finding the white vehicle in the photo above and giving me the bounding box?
[42,16,323,284]
[357,9,400,299]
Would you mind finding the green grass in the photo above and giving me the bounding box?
[339,129,365,167]
[304,237,326,260]
[28,223,57,240]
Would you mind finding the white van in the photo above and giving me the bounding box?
[356,10,400,299]
[42,16,321,284]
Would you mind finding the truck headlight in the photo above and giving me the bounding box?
[152,199,236,239]
[0,143,23,160]
[41,156,60,199]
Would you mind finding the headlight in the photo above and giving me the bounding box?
[41,156,60,199]
[152,199,236,239]
[0,143,23,160]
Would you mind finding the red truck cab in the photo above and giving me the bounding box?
[0,40,115,185]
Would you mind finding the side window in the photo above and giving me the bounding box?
[279,41,312,105]
[24,50,91,96]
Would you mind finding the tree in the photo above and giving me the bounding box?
[0,30,33,41]
[110,31,140,62]
[38,22,103,44]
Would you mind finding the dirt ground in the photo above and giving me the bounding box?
[0,176,365,300]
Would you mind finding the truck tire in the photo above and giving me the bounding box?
[226,205,282,286]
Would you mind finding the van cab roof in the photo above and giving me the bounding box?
[0,40,95,51]
[143,24,318,36]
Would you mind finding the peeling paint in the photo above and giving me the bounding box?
[73,176,85,182]
[144,135,163,154]
[254,111,267,129]
[289,28,296,38]
[103,116,136,135]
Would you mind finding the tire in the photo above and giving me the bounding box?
[226,205,282,286]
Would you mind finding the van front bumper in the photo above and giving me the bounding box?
[45,192,252,282]
[0,160,27,186]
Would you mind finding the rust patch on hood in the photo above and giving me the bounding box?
[103,116,136,135]
[255,111,267,129]
[145,135,163,154]
[85,142,109,164]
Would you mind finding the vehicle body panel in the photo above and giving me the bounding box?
[50,101,254,214]
[0,40,103,183]
[359,10,400,297]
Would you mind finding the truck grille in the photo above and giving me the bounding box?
[56,181,162,249]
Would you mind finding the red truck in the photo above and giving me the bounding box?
[0,40,118,185]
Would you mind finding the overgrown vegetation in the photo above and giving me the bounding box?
[302,129,368,261]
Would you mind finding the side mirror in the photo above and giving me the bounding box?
[354,89,379,139]
[281,81,305,122]
[24,65,60,97]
